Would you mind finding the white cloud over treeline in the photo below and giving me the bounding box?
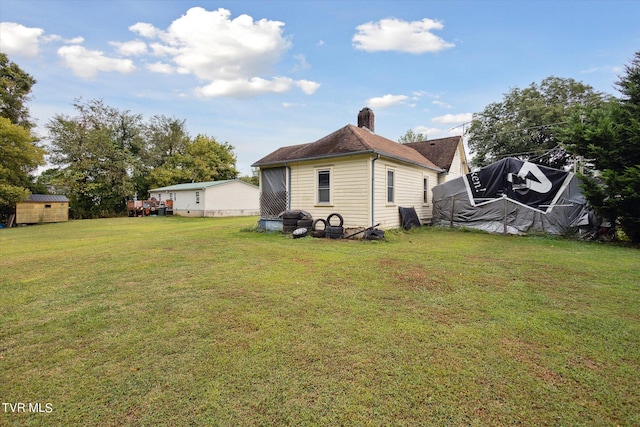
[352,17,454,54]
[127,7,319,97]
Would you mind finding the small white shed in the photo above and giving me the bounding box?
[149,179,259,217]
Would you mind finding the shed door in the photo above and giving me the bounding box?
[260,167,287,218]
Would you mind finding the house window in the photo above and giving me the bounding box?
[45,204,52,208]
[423,177,429,204]
[387,169,395,204]
[317,169,331,204]
[169,193,173,201]
[195,191,200,204]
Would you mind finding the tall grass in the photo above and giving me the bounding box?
[1,217,639,426]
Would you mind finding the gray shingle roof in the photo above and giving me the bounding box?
[405,136,463,172]
[252,124,443,171]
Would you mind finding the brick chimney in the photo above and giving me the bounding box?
[357,107,374,132]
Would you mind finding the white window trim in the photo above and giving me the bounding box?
[316,167,333,206]
[422,175,429,206]
[386,167,395,206]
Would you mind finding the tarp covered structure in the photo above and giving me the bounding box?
[432,158,598,236]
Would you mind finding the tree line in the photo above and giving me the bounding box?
[43,99,240,218]
[1,52,247,220]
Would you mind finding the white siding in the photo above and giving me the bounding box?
[441,142,470,183]
[373,160,439,229]
[289,155,371,228]
[204,181,260,217]
[285,155,439,230]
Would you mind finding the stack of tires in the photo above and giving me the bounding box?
[283,211,345,239]
[282,210,313,236]
[325,213,344,239]
[282,211,301,233]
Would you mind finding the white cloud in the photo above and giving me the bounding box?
[0,22,44,56]
[111,40,147,56]
[353,18,454,54]
[129,22,161,39]
[295,79,320,95]
[366,94,409,108]
[131,7,291,80]
[41,35,84,44]
[146,61,174,74]
[195,76,295,97]
[580,65,623,75]
[432,100,453,109]
[125,7,319,97]
[65,36,84,45]
[57,45,136,78]
[414,125,464,138]
[432,113,473,124]
[414,126,440,136]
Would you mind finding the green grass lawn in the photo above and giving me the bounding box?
[1,216,639,426]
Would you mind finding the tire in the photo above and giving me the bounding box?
[297,218,313,228]
[283,218,299,227]
[283,225,297,234]
[326,213,344,227]
[282,211,302,220]
[311,219,327,238]
[312,218,327,231]
[292,227,308,238]
[325,225,343,239]
[312,230,326,238]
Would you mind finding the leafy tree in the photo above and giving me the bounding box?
[0,54,44,223]
[468,77,607,169]
[0,117,46,220]
[47,98,240,216]
[148,134,239,187]
[136,115,189,196]
[184,134,238,182]
[398,129,426,144]
[558,51,640,243]
[47,99,144,218]
[0,52,37,129]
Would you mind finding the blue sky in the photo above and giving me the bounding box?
[1,0,639,175]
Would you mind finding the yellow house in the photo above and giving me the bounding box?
[16,194,69,224]
[252,108,469,230]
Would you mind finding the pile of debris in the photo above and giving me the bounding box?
[127,198,173,217]
[280,210,384,240]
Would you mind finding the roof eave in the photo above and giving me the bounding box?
[252,150,376,168]
[253,149,444,172]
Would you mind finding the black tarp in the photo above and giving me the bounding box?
[433,158,598,236]
[399,206,421,229]
[463,158,573,213]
